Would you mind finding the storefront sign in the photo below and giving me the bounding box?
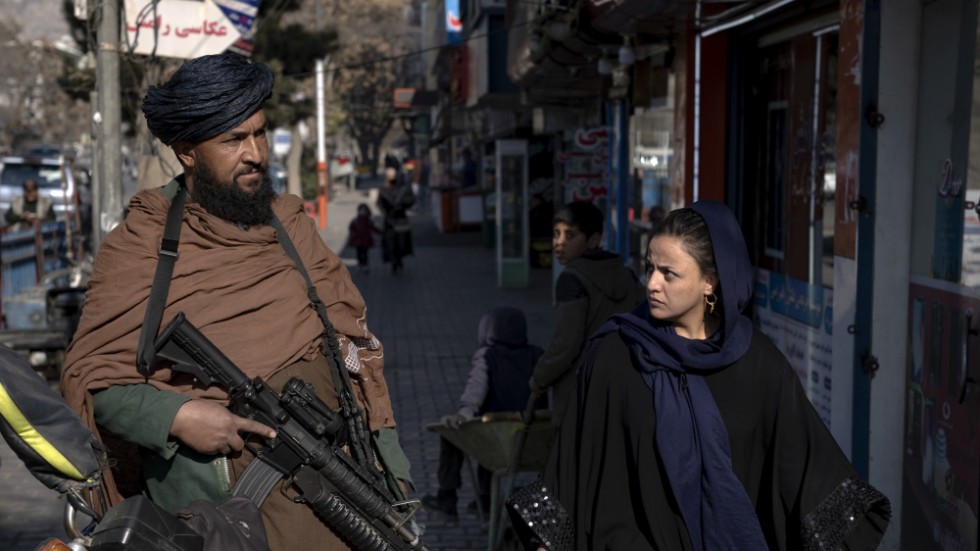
[124,0,261,59]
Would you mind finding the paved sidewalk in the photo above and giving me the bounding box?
[0,180,556,551]
[322,181,555,550]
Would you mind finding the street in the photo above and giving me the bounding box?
[0,179,556,551]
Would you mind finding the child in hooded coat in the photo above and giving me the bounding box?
[422,306,547,517]
[348,203,383,274]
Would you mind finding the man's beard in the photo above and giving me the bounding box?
[192,161,277,226]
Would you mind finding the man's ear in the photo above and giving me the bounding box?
[172,142,196,168]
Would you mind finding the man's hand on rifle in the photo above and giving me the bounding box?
[170,399,277,455]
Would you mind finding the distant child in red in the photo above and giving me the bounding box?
[348,203,383,274]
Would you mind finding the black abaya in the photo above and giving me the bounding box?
[536,329,890,551]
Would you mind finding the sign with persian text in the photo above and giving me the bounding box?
[124,0,261,60]
[558,127,609,202]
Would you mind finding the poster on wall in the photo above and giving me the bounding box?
[902,277,979,551]
[752,268,834,425]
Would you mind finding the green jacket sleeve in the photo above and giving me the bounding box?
[373,427,415,494]
[93,384,191,459]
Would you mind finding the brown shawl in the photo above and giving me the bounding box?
[61,182,394,504]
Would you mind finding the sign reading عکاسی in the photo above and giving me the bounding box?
[124,0,262,60]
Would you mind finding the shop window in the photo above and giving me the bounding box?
[744,30,838,290]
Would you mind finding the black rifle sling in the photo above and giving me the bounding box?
[267,215,375,473]
[137,186,186,378]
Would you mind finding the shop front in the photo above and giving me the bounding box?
[900,1,980,548]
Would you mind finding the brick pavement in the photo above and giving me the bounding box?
[323,181,555,551]
[0,180,556,551]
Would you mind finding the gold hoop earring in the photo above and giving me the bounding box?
[704,293,718,315]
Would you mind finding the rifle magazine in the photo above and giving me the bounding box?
[232,457,284,508]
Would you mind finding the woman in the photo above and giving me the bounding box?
[509,200,890,550]
[377,167,415,274]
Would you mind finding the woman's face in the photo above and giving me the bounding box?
[645,234,717,339]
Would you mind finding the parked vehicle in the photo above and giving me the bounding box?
[0,255,91,380]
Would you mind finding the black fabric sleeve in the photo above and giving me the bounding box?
[540,334,690,550]
[712,331,891,551]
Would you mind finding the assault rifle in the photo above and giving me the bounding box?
[151,312,426,551]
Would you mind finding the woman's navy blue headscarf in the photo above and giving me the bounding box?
[591,199,766,550]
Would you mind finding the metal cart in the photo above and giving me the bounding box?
[426,400,554,551]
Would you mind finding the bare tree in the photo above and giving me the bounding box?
[0,19,89,153]
[321,0,419,175]
[336,41,405,176]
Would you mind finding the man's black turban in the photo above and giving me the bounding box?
[142,53,274,145]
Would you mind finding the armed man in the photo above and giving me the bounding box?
[61,53,417,550]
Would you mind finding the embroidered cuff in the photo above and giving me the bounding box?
[801,476,890,551]
[506,479,573,551]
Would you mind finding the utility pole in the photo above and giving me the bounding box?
[93,0,123,251]
[315,0,330,230]
[316,56,330,230]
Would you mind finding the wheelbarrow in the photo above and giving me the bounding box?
[426,396,554,551]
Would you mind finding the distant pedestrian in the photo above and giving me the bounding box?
[422,306,546,518]
[458,148,477,189]
[4,178,55,231]
[529,201,646,427]
[412,158,431,213]
[347,203,382,274]
[377,166,415,274]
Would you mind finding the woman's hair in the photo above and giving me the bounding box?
[553,201,604,238]
[652,208,717,283]
[357,203,370,217]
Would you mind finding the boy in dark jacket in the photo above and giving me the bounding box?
[422,306,545,517]
[529,201,646,427]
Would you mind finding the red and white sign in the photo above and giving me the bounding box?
[124,0,248,59]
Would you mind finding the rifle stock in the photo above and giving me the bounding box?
[153,312,426,551]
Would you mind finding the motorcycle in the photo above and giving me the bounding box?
[0,343,224,551]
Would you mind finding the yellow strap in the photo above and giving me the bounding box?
[0,382,87,481]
